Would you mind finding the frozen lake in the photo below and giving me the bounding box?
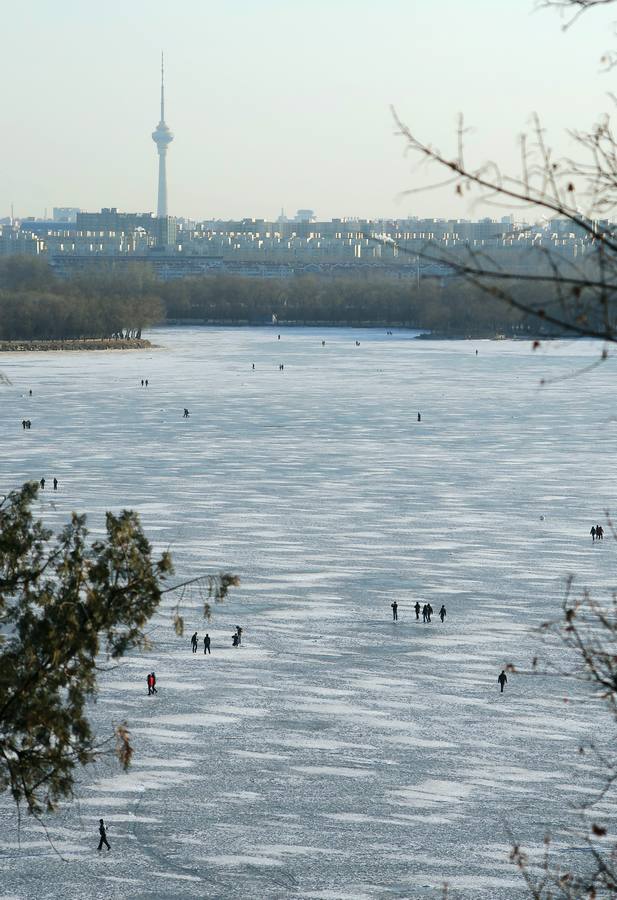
[0,326,615,899]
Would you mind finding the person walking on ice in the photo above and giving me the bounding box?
[439,604,446,623]
[98,819,110,851]
[591,525,597,542]
[204,633,211,654]
[39,477,45,489]
[53,477,58,491]
[191,632,198,653]
[597,524,604,540]
[147,672,158,695]
[414,601,421,620]
[498,670,508,693]
[391,601,398,621]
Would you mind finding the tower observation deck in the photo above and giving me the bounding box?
[152,54,174,218]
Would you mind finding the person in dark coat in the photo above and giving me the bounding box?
[590,525,597,542]
[98,819,111,851]
[439,605,446,623]
[391,601,398,621]
[498,670,508,693]
[414,601,421,620]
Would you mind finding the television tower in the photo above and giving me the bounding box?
[152,53,174,217]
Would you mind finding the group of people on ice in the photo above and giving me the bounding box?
[590,524,605,541]
[189,625,242,655]
[390,600,446,623]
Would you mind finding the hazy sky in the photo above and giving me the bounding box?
[1,0,614,221]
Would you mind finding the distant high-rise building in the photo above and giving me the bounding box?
[295,209,315,223]
[53,207,80,223]
[151,54,174,218]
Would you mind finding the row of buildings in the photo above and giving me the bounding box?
[0,208,606,281]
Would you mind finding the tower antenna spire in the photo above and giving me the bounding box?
[160,51,165,122]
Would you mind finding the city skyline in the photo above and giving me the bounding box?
[0,0,614,222]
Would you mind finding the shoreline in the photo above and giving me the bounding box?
[0,338,154,352]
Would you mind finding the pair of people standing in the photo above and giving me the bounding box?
[191,632,211,654]
[422,603,434,623]
[39,477,58,491]
[591,524,604,542]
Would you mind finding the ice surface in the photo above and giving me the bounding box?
[0,327,616,898]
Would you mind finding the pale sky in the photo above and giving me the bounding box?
[0,0,614,221]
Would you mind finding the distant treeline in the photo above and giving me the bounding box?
[161,274,534,336]
[0,256,583,340]
[0,258,162,340]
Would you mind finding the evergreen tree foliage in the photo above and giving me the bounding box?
[0,482,173,814]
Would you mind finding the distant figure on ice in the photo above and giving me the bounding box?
[391,601,398,621]
[183,408,190,418]
[147,673,154,695]
[232,632,239,647]
[278,334,281,340]
[414,601,421,620]
[22,419,26,429]
[475,349,478,356]
[235,625,243,645]
[498,670,508,693]
[29,389,32,396]
[191,632,198,653]
[426,603,433,622]
[141,379,144,387]
[53,477,58,491]
[596,524,604,540]
[26,420,31,429]
[97,819,111,851]
[145,379,149,387]
[422,604,427,623]
[252,363,255,370]
[322,340,325,346]
[39,477,45,490]
[439,604,446,623]
[417,412,421,422]
[590,525,596,542]
[151,672,158,693]
[204,633,211,654]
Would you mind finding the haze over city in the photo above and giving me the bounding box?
[1,0,613,221]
